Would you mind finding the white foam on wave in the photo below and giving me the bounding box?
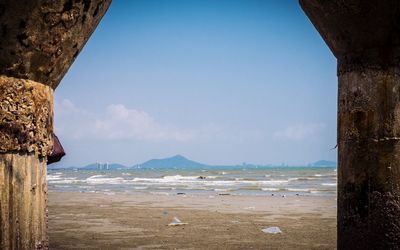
[131,177,290,186]
[295,177,319,181]
[49,177,78,184]
[85,175,125,184]
[48,170,338,196]
[162,175,201,180]
[321,183,337,186]
[88,175,105,178]
[261,188,280,191]
[235,178,258,181]
[214,188,237,192]
[310,190,325,194]
[287,188,311,192]
[208,179,289,186]
[47,174,62,181]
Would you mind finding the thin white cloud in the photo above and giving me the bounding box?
[273,123,325,140]
[55,99,195,142]
[55,99,273,144]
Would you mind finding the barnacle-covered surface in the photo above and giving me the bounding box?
[0,75,53,156]
[0,0,112,89]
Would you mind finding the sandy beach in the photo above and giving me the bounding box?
[48,192,336,249]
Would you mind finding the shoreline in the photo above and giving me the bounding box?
[48,191,336,249]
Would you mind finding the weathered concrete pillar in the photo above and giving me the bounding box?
[300,1,400,249]
[0,1,111,249]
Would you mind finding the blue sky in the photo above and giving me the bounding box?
[53,0,337,167]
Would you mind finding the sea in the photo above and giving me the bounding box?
[47,166,337,197]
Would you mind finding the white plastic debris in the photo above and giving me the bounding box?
[262,227,282,234]
[168,217,188,226]
[244,206,255,210]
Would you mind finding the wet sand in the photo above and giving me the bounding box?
[48,192,336,249]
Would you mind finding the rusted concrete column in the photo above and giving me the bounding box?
[0,1,111,249]
[300,1,400,249]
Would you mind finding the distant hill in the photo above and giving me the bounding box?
[48,155,337,170]
[134,155,208,169]
[308,160,337,167]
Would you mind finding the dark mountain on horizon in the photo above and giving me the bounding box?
[48,155,337,170]
[134,155,208,169]
[308,160,337,167]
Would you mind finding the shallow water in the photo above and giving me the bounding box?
[48,166,336,196]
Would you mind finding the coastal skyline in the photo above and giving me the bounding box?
[49,154,337,169]
[53,0,337,167]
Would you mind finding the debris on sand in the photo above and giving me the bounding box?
[244,206,255,210]
[262,227,282,234]
[168,217,188,226]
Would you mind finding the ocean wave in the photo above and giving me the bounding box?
[131,177,291,186]
[86,175,125,184]
[261,188,280,191]
[286,188,311,192]
[214,188,237,192]
[321,183,337,186]
[87,175,106,178]
[235,178,258,181]
[205,180,289,186]
[314,173,337,177]
[47,174,63,181]
[49,177,78,184]
[296,177,319,181]
[261,187,311,192]
[162,175,203,180]
[132,175,222,183]
[47,168,338,196]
